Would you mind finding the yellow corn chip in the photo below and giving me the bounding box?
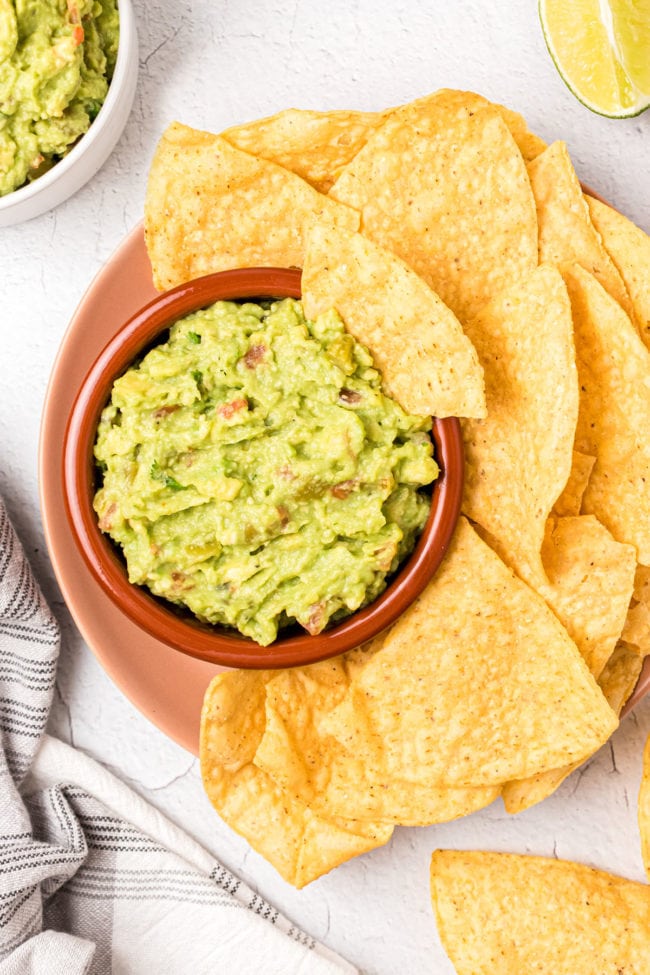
[622,566,650,656]
[553,450,596,517]
[253,655,501,826]
[528,142,633,318]
[257,519,616,792]
[461,265,578,588]
[222,107,392,194]
[199,670,392,888]
[586,195,650,350]
[564,264,650,565]
[502,514,635,813]
[329,96,538,322]
[598,642,644,716]
[640,735,650,883]
[145,122,359,291]
[430,850,650,974]
[301,223,486,418]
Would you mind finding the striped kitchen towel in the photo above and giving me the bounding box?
[0,498,357,975]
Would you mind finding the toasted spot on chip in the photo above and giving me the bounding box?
[563,263,650,566]
[145,122,359,292]
[301,223,486,418]
[553,450,596,517]
[640,735,650,883]
[586,194,650,351]
[430,850,650,974]
[329,97,538,323]
[199,670,392,888]
[528,142,634,319]
[305,518,617,789]
[222,107,393,194]
[461,265,578,587]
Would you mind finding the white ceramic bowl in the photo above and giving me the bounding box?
[0,0,138,227]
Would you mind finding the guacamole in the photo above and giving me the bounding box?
[94,299,439,646]
[0,0,119,196]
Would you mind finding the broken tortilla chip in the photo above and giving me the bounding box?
[430,850,650,975]
[329,95,538,322]
[461,265,578,588]
[301,223,486,418]
[145,122,359,291]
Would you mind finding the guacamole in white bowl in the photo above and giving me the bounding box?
[93,298,439,646]
[0,0,119,196]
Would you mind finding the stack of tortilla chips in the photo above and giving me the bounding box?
[144,90,650,887]
[430,735,650,973]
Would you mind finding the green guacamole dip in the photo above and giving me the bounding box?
[0,0,119,196]
[94,299,439,646]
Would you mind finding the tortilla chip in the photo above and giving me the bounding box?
[491,514,635,815]
[301,223,486,418]
[199,670,392,888]
[553,450,596,517]
[640,735,650,883]
[461,265,578,587]
[222,107,392,194]
[539,516,636,680]
[145,122,359,292]
[528,142,633,319]
[392,88,547,162]
[563,264,650,565]
[430,850,650,974]
[623,566,650,656]
[586,195,650,350]
[329,95,538,323]
[598,642,644,716]
[253,654,501,826]
[255,519,616,795]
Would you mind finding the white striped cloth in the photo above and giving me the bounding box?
[0,498,357,975]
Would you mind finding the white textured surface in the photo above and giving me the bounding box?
[1,3,650,973]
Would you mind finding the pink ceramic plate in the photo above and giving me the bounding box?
[39,226,650,756]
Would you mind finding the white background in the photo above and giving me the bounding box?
[1,2,650,972]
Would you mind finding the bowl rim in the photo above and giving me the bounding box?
[0,0,135,212]
[62,266,464,668]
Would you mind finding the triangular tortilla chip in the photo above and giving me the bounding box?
[461,265,578,588]
[222,107,392,194]
[253,653,500,826]
[563,264,650,565]
[622,566,650,657]
[586,195,650,350]
[301,223,486,418]
[430,850,650,974]
[254,519,616,793]
[199,670,392,888]
[145,122,359,291]
[528,142,633,319]
[329,94,538,322]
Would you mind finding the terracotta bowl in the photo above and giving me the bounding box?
[62,267,464,669]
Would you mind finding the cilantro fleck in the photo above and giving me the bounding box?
[187,331,201,344]
[150,460,185,491]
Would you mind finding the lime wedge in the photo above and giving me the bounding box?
[539,0,650,117]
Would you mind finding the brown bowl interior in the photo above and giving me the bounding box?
[63,267,464,669]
